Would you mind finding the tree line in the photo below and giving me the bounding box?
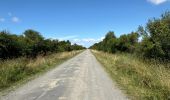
[0,29,85,59]
[90,11,170,61]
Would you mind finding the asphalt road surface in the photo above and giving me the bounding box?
[1,50,128,100]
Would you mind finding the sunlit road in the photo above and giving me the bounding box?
[1,50,128,100]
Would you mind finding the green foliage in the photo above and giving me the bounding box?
[113,32,139,53]
[90,31,117,53]
[90,31,139,53]
[138,11,170,60]
[23,29,44,42]
[0,29,85,59]
[0,31,24,59]
[90,11,170,61]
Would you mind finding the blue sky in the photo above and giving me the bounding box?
[0,0,170,47]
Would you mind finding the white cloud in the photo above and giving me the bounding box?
[11,17,20,23]
[48,36,104,47]
[147,0,169,5]
[73,37,104,43]
[71,37,104,47]
[0,13,21,23]
[0,17,5,22]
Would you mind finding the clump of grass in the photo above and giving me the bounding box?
[0,51,82,91]
[92,50,170,100]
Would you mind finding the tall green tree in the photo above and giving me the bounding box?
[138,11,170,60]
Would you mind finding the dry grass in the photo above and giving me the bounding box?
[92,50,170,100]
[0,50,82,91]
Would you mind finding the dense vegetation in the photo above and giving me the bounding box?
[0,29,85,59]
[92,51,170,99]
[91,11,170,99]
[90,11,170,61]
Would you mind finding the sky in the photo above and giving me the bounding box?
[0,0,170,47]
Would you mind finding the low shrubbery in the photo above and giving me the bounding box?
[92,50,170,99]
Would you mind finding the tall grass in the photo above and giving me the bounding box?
[92,50,170,100]
[0,51,82,91]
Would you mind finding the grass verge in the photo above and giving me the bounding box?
[92,50,170,100]
[0,50,82,92]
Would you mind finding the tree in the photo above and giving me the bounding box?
[0,31,24,59]
[23,29,44,43]
[0,29,85,59]
[138,11,170,60]
[90,11,170,61]
[102,31,116,52]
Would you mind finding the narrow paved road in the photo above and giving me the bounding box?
[1,50,128,100]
